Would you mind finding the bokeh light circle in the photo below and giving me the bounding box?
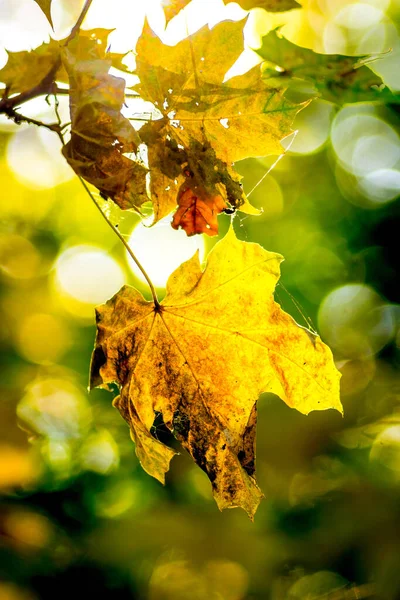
[370,426,400,473]
[7,127,74,190]
[54,245,125,306]
[17,313,71,365]
[282,100,333,155]
[331,112,400,177]
[358,168,400,203]
[318,284,395,358]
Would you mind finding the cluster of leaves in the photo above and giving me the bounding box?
[0,0,393,516]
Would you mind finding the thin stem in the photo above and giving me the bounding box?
[65,0,94,44]
[247,130,298,198]
[78,177,160,308]
[4,106,65,143]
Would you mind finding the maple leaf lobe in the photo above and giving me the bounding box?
[34,0,53,27]
[162,0,192,23]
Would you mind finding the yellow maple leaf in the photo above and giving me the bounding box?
[90,228,341,517]
[136,20,306,163]
[162,0,192,23]
[0,40,60,96]
[33,0,53,27]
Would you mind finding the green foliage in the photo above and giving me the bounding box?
[257,29,398,104]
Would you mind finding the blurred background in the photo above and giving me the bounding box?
[0,0,400,598]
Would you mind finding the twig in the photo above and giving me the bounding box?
[0,62,60,115]
[0,0,93,118]
[78,177,161,309]
[64,0,94,45]
[3,106,65,143]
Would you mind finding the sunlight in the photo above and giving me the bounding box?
[127,216,206,289]
[54,245,126,317]
[18,378,92,441]
[7,126,74,190]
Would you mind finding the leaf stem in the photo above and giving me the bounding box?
[78,177,160,309]
[65,0,94,44]
[5,107,65,143]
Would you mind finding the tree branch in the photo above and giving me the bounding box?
[0,0,94,120]
[0,62,60,114]
[4,106,65,143]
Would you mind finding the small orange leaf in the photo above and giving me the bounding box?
[171,185,227,237]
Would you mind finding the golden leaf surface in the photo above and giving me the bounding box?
[136,20,305,162]
[90,228,342,517]
[0,40,60,96]
[162,0,192,23]
[0,30,126,97]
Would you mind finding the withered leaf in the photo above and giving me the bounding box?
[62,37,147,211]
[223,0,300,11]
[139,128,259,232]
[90,228,342,517]
[33,0,53,27]
[257,29,392,104]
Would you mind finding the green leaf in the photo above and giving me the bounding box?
[33,0,53,28]
[223,0,301,12]
[257,29,397,105]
